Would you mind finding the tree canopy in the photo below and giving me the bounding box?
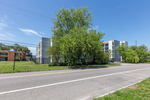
[47,7,107,66]
[116,44,150,63]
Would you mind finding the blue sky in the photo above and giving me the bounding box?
[0,0,150,55]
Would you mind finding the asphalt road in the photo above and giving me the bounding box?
[0,64,150,100]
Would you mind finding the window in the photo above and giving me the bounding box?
[105,47,109,51]
[105,43,108,46]
[0,53,8,55]
[112,50,114,53]
[112,42,114,46]
[0,57,7,61]
[15,53,22,56]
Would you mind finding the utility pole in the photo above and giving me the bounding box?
[143,44,145,63]
[13,52,16,70]
[135,41,137,55]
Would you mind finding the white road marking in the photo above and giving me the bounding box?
[0,67,150,95]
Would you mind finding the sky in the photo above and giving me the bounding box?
[0,0,150,55]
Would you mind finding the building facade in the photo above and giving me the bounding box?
[36,37,53,63]
[103,40,128,61]
[0,50,25,61]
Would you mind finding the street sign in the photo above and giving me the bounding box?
[13,48,17,70]
[14,48,18,53]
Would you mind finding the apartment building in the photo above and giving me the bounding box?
[0,50,25,61]
[103,40,128,61]
[36,37,53,63]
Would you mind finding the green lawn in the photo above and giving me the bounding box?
[94,77,150,100]
[0,61,120,73]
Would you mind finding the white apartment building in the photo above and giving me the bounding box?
[36,37,128,63]
[36,37,53,63]
[103,40,128,61]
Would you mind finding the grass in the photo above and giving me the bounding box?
[93,77,150,100]
[0,61,120,73]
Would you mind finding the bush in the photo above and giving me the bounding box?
[76,62,82,66]
[22,59,27,61]
[15,57,20,61]
[49,62,68,66]
[59,62,68,66]
[86,62,97,65]
[36,62,40,64]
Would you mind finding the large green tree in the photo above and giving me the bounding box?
[137,45,149,62]
[48,7,105,66]
[0,43,11,50]
[52,6,93,40]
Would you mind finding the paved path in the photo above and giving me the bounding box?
[0,64,150,100]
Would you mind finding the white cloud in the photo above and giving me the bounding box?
[0,33,14,40]
[0,23,8,30]
[0,15,14,30]
[0,15,8,30]
[5,32,16,37]
[19,28,42,37]
[0,15,16,40]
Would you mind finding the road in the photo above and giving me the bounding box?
[0,64,150,100]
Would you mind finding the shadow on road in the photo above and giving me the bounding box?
[70,66,109,70]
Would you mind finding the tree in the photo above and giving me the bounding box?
[116,44,128,62]
[126,49,139,63]
[11,44,31,60]
[22,47,30,60]
[84,29,104,63]
[137,45,148,63]
[49,7,107,66]
[59,28,87,65]
[0,43,11,50]
[101,50,111,64]
[59,28,105,65]
[52,6,93,40]
[46,44,61,63]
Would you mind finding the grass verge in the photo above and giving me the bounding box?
[93,77,150,100]
[0,61,120,73]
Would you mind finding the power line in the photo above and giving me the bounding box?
[0,1,50,19]
[0,39,38,46]
[0,39,53,48]
[0,7,51,23]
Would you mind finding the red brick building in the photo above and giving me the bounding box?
[0,50,25,61]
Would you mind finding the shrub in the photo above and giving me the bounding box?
[49,62,68,66]
[59,62,68,66]
[15,57,20,61]
[36,62,40,64]
[22,59,27,61]
[76,62,82,66]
